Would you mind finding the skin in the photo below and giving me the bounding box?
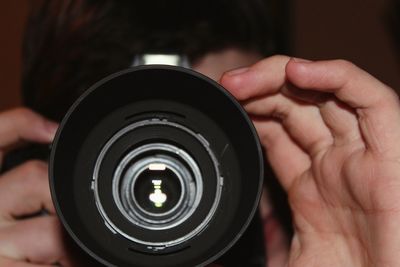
[221,55,400,266]
[193,49,290,267]
[0,109,72,267]
[1,51,399,266]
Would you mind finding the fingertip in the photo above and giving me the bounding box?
[42,120,59,141]
[3,108,60,144]
[223,66,250,77]
[291,57,313,63]
[286,57,311,74]
[222,55,294,100]
[285,58,315,88]
[24,110,59,143]
[220,68,252,100]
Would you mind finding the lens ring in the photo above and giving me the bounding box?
[122,159,186,219]
[116,150,199,228]
[128,159,186,218]
[93,119,223,247]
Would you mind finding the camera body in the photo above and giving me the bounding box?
[50,65,264,266]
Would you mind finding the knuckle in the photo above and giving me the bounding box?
[333,59,356,74]
[9,108,45,130]
[334,59,354,68]
[378,86,400,105]
[270,95,292,120]
[43,216,61,230]
[264,54,290,67]
[389,88,400,102]
[34,216,60,235]
[41,217,64,245]
[270,54,290,62]
[23,160,48,184]
[11,107,35,121]
[271,103,290,120]
[256,54,289,69]
[27,217,64,251]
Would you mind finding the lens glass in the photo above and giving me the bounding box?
[134,164,182,214]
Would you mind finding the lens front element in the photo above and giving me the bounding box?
[134,165,182,214]
[110,141,203,232]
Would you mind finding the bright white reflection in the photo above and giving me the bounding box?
[148,163,167,171]
[143,54,181,66]
[149,179,167,208]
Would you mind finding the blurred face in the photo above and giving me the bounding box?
[192,47,262,81]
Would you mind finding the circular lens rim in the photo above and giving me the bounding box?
[113,143,201,229]
[49,65,264,267]
[93,119,221,246]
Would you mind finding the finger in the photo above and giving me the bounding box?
[252,118,311,190]
[282,86,363,146]
[0,108,58,149]
[285,58,400,155]
[0,160,54,221]
[244,93,333,157]
[220,55,290,101]
[0,257,53,267]
[0,216,73,266]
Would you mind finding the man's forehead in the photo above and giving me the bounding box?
[192,48,263,81]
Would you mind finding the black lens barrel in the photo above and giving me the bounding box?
[50,66,263,267]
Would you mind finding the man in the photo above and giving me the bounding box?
[1,1,400,266]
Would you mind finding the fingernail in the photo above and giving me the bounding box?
[225,67,250,76]
[291,57,312,63]
[45,121,59,138]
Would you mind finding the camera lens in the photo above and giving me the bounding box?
[50,65,264,267]
[110,140,204,232]
[134,165,181,214]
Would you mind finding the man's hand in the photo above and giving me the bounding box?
[0,108,75,267]
[221,56,400,266]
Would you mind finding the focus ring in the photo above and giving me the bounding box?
[92,119,222,248]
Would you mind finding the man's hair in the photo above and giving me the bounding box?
[23,0,277,120]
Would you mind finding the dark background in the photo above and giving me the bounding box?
[0,0,399,111]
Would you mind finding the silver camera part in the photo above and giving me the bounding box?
[132,54,191,68]
[114,143,202,230]
[92,119,223,248]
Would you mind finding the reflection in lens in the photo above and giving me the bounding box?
[134,166,182,214]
